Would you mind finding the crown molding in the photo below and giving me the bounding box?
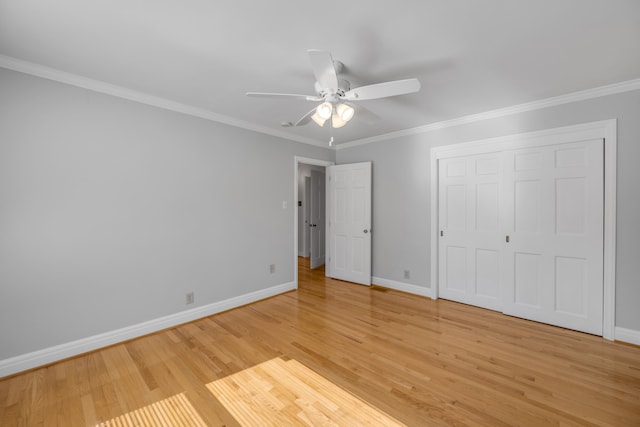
[336,77,640,150]
[2,54,638,151]
[0,54,327,148]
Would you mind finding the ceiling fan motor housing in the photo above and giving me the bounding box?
[314,79,351,100]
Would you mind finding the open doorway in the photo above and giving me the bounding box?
[294,157,333,287]
[298,164,326,267]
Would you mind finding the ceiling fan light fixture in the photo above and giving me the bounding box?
[336,103,355,122]
[316,101,333,120]
[311,112,327,127]
[331,114,347,128]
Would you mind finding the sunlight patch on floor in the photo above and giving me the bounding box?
[207,357,405,426]
[95,392,206,427]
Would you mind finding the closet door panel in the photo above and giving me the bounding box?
[438,154,502,311]
[502,139,604,335]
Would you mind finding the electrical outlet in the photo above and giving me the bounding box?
[186,292,194,305]
[404,270,410,280]
[270,264,276,274]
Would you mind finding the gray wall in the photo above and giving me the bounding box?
[2,64,638,363]
[0,68,334,360]
[337,89,640,331]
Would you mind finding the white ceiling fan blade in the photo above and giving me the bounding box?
[246,92,322,101]
[343,78,420,101]
[293,107,318,126]
[308,49,338,92]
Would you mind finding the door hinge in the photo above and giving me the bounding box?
[506,235,510,243]
[440,230,443,237]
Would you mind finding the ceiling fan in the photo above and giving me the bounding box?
[246,49,420,144]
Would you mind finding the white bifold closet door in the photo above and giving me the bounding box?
[438,139,604,335]
[438,153,503,311]
[501,140,604,335]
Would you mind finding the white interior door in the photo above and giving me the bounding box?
[327,162,372,285]
[502,139,604,335]
[309,169,325,269]
[438,154,503,311]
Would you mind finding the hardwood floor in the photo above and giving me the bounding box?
[1,257,639,426]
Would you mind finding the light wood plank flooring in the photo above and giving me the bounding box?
[1,258,639,426]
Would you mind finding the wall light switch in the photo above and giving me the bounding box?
[282,201,287,209]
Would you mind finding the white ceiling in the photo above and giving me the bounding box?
[1,0,639,146]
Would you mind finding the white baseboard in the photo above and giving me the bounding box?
[0,281,295,378]
[615,327,640,346]
[372,276,433,298]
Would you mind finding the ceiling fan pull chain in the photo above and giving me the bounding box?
[329,116,335,146]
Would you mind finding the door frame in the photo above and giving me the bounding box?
[294,156,334,288]
[429,119,617,340]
